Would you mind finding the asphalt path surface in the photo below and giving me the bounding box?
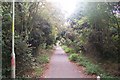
[42,46,96,78]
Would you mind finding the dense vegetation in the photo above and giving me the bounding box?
[62,45,119,79]
[1,1,120,78]
[1,1,63,78]
[60,2,120,77]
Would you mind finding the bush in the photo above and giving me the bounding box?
[86,63,102,74]
[34,67,43,77]
[69,54,79,61]
[62,45,117,79]
[62,45,75,54]
[37,54,49,64]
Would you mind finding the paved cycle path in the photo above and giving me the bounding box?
[42,46,96,78]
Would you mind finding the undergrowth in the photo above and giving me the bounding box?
[62,45,119,79]
[34,66,43,77]
[33,49,53,78]
[36,54,49,64]
[62,45,75,54]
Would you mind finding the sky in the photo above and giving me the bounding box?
[46,0,79,18]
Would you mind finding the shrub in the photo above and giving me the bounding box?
[34,67,43,77]
[86,64,102,74]
[77,54,104,75]
[69,54,79,61]
[37,54,49,64]
[62,45,75,54]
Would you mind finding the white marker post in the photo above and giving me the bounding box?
[11,0,15,78]
[97,76,100,80]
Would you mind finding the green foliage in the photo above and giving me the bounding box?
[69,54,79,61]
[15,38,34,76]
[2,1,120,78]
[64,46,114,78]
[85,63,102,74]
[34,54,49,77]
[2,2,58,77]
[77,56,89,67]
[61,2,120,60]
[34,67,43,77]
[34,49,52,77]
[2,2,12,77]
[61,2,120,77]
[62,45,75,54]
[72,53,113,78]
[74,54,103,75]
[36,54,49,64]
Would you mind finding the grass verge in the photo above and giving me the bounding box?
[62,45,119,80]
[33,49,53,78]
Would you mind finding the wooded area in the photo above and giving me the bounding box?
[1,1,63,77]
[1,0,120,78]
[61,2,120,77]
